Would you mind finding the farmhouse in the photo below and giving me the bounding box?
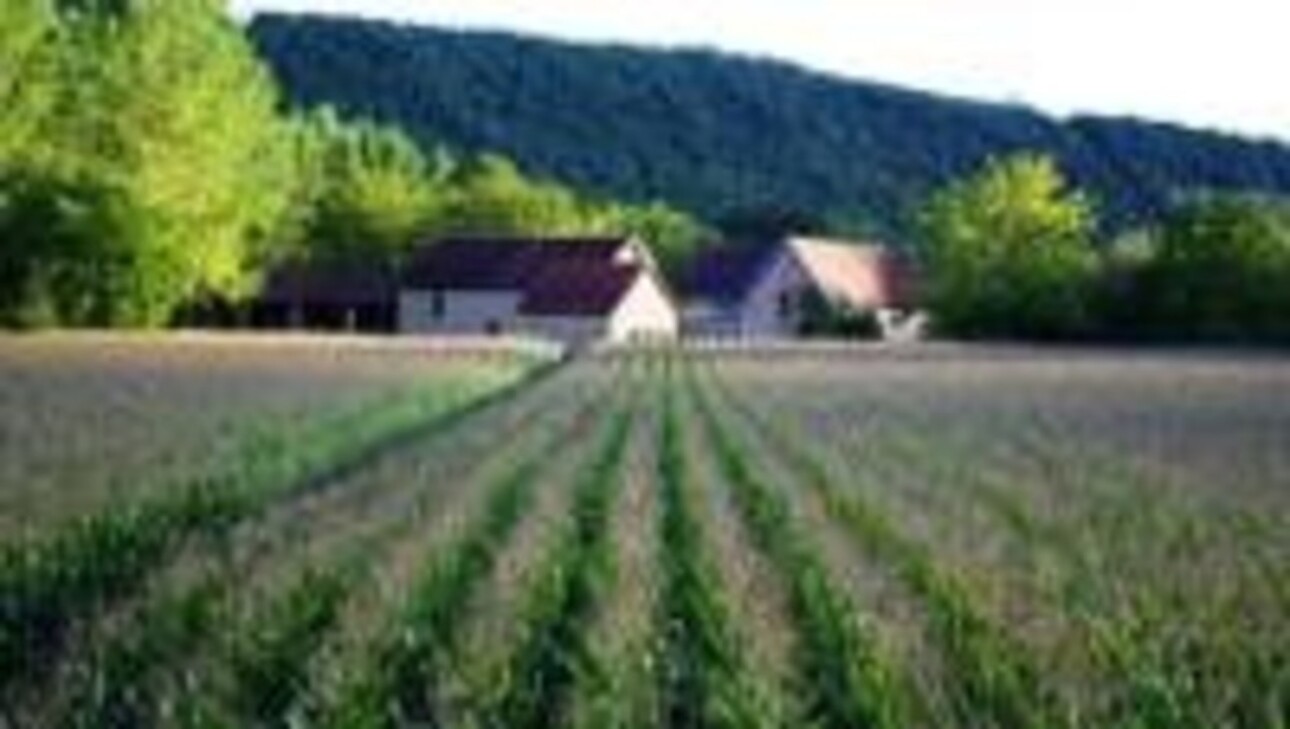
[682,236,920,338]
[399,235,679,344]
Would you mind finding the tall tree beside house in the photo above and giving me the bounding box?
[431,154,710,269]
[0,0,296,327]
[921,154,1098,339]
[437,155,597,236]
[0,0,56,163]
[286,107,451,267]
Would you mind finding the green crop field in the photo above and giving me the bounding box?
[2,336,1288,728]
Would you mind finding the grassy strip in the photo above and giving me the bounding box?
[703,369,1059,729]
[686,371,910,729]
[0,361,546,694]
[484,407,634,729]
[656,371,770,729]
[322,377,603,729]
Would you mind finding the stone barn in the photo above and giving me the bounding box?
[681,236,920,338]
[399,235,679,344]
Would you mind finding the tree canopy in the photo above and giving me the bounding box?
[285,108,450,267]
[921,154,1097,339]
[1128,196,1290,342]
[1,0,294,326]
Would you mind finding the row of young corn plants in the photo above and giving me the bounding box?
[700,366,1060,729]
[49,571,231,729]
[960,415,1290,729]
[53,565,348,729]
[0,362,545,697]
[482,405,636,729]
[805,397,1183,728]
[26,365,579,729]
[564,381,661,729]
[684,369,912,729]
[748,376,1284,729]
[189,565,353,729]
[317,372,613,729]
[654,368,772,729]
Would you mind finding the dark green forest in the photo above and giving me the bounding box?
[249,13,1290,241]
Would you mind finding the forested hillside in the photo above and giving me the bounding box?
[249,13,1290,240]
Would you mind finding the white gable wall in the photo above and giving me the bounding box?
[736,249,814,337]
[608,272,679,342]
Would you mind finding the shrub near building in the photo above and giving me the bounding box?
[1130,196,1290,343]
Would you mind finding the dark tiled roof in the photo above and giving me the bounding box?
[681,240,780,303]
[683,237,924,309]
[878,252,923,309]
[259,260,398,306]
[519,261,642,316]
[403,235,634,290]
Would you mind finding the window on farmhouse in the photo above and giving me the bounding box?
[431,290,445,319]
[777,291,793,318]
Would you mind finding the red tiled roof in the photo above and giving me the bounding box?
[403,235,637,290]
[519,260,643,316]
[790,237,922,309]
[259,259,398,306]
[402,235,658,318]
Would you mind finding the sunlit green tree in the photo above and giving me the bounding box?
[1,0,295,326]
[921,153,1097,339]
[287,108,450,266]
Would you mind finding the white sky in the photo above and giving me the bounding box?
[230,0,1290,141]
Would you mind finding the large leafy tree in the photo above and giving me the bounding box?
[288,108,450,266]
[921,154,1097,339]
[437,155,596,235]
[1,0,295,327]
[0,0,57,162]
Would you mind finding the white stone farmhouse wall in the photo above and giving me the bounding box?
[608,273,678,342]
[737,249,813,337]
[399,290,521,334]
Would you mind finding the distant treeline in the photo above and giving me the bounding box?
[923,155,1290,345]
[249,13,1290,241]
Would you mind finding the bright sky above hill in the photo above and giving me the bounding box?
[230,0,1290,141]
